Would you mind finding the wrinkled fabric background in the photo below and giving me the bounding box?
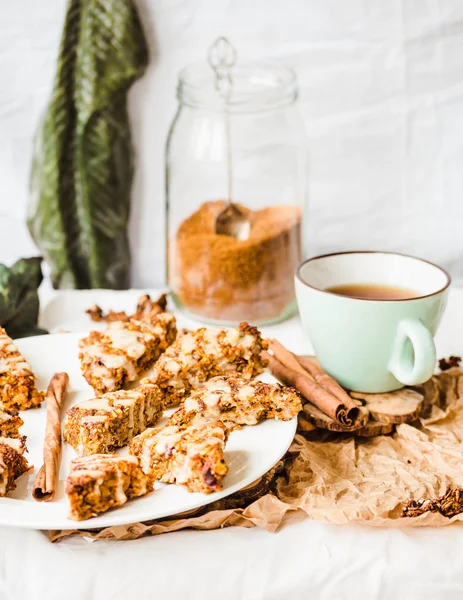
[0,0,462,287]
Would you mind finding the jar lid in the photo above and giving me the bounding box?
[178,59,298,112]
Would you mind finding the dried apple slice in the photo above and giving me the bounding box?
[350,389,423,424]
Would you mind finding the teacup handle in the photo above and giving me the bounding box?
[388,318,436,386]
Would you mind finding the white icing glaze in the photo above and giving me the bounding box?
[0,332,33,374]
[153,427,182,455]
[138,478,148,495]
[225,328,240,345]
[202,330,221,356]
[180,333,196,353]
[113,466,127,504]
[71,454,137,473]
[150,324,164,336]
[83,348,138,383]
[206,378,232,393]
[80,415,108,424]
[187,432,224,458]
[170,459,192,484]
[78,390,143,410]
[239,333,255,349]
[237,384,256,401]
[83,347,127,367]
[105,322,148,358]
[0,437,24,453]
[88,365,117,390]
[12,361,31,371]
[165,360,181,374]
[136,426,182,473]
[184,378,232,412]
[72,469,105,478]
[0,409,12,421]
[183,397,201,412]
[140,444,152,474]
[0,357,32,374]
[0,335,13,349]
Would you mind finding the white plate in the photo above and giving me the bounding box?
[1,332,296,530]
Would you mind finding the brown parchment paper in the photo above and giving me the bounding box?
[49,367,463,542]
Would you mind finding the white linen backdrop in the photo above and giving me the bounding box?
[0,0,462,287]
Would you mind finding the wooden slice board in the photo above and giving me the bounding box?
[350,389,424,424]
[353,420,395,438]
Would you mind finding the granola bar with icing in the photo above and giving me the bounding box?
[79,312,177,395]
[142,322,268,407]
[0,405,23,438]
[66,454,154,520]
[0,327,44,410]
[129,421,229,494]
[64,384,164,456]
[168,375,302,429]
[0,436,32,496]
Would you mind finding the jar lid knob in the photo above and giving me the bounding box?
[208,37,236,98]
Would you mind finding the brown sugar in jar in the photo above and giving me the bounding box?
[169,200,302,324]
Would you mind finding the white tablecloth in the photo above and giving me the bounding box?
[3,517,463,600]
[2,288,463,600]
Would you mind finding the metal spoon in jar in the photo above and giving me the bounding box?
[208,37,251,241]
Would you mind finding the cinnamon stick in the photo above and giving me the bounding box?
[32,372,69,501]
[296,354,360,415]
[263,351,350,425]
[266,341,360,427]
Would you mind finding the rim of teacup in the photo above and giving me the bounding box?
[295,250,451,302]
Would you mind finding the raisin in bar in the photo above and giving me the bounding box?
[79,312,177,395]
[66,454,155,520]
[0,436,32,496]
[169,375,302,429]
[130,421,229,494]
[142,322,268,407]
[0,327,44,410]
[0,405,23,438]
[64,384,163,456]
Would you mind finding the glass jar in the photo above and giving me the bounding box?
[165,51,307,326]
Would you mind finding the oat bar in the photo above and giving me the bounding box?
[79,312,177,395]
[0,405,23,438]
[0,436,32,496]
[142,322,268,407]
[64,384,163,456]
[168,375,302,429]
[86,292,168,324]
[66,454,154,520]
[130,421,229,494]
[0,327,44,410]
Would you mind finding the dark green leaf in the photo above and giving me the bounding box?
[28,0,149,289]
[0,257,47,338]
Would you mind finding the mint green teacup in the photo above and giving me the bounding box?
[295,251,451,393]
